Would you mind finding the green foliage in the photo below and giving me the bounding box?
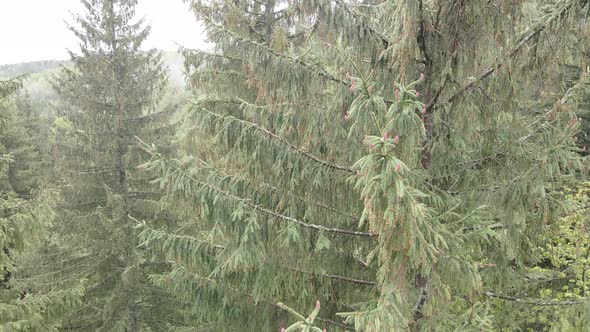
[486,182,590,331]
[2,0,590,331]
[18,0,183,330]
[1,94,52,195]
[0,78,23,100]
[0,79,80,330]
[138,0,590,330]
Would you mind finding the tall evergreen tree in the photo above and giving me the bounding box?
[139,0,590,330]
[30,0,179,330]
[0,78,84,331]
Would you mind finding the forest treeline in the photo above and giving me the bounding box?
[1,0,590,331]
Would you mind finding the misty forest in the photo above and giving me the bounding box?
[2,0,590,331]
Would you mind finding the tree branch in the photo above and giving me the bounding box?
[187,99,357,174]
[483,291,586,306]
[427,0,577,112]
[332,0,392,49]
[206,19,348,86]
[152,154,376,238]
[287,266,376,286]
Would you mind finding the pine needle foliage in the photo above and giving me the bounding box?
[38,0,180,330]
[0,79,84,331]
[143,0,589,330]
[485,181,590,331]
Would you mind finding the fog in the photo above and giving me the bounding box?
[0,0,207,65]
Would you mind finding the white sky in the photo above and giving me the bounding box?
[0,0,208,65]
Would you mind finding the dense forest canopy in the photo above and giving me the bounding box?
[1,0,590,331]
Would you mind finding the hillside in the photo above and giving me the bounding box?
[0,51,186,110]
[0,59,65,78]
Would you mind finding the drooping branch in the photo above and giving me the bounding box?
[483,291,586,306]
[1,199,35,216]
[0,76,25,99]
[202,16,401,107]
[146,152,375,238]
[138,227,376,288]
[196,178,375,238]
[206,164,360,221]
[163,266,355,330]
[287,266,375,286]
[427,0,577,112]
[205,19,348,86]
[332,0,392,49]
[187,99,356,173]
[180,47,246,63]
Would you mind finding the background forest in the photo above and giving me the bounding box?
[1,0,590,331]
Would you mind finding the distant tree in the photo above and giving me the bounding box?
[27,0,180,330]
[2,93,52,195]
[140,0,589,330]
[0,78,84,331]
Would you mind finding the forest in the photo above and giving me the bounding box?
[1,0,590,331]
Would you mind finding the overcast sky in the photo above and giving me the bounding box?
[0,0,208,65]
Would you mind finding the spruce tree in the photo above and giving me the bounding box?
[139,0,590,330]
[0,78,84,331]
[37,0,178,330]
[2,94,52,196]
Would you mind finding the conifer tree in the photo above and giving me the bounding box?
[2,94,52,196]
[0,78,84,331]
[140,0,590,330]
[32,0,179,330]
